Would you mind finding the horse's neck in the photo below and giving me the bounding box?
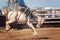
[5,14,8,21]
[8,11,13,19]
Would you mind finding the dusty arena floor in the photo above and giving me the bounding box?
[0,27,60,40]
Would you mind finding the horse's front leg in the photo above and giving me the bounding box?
[5,22,10,31]
[5,20,14,31]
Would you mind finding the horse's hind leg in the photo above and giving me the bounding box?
[27,21,38,35]
[36,16,44,28]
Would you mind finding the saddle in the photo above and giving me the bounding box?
[17,8,29,24]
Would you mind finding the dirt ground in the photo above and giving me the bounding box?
[0,27,60,40]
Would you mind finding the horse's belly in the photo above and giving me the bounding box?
[18,20,27,24]
[18,16,27,24]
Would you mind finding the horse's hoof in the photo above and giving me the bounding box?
[33,32,38,36]
[5,28,11,32]
[36,25,40,28]
[5,29,10,32]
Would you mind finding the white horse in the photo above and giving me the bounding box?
[3,8,38,35]
[3,7,44,35]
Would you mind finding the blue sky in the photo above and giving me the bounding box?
[0,0,60,9]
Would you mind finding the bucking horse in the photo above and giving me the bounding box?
[3,7,44,35]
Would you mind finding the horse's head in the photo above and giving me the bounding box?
[3,8,9,16]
